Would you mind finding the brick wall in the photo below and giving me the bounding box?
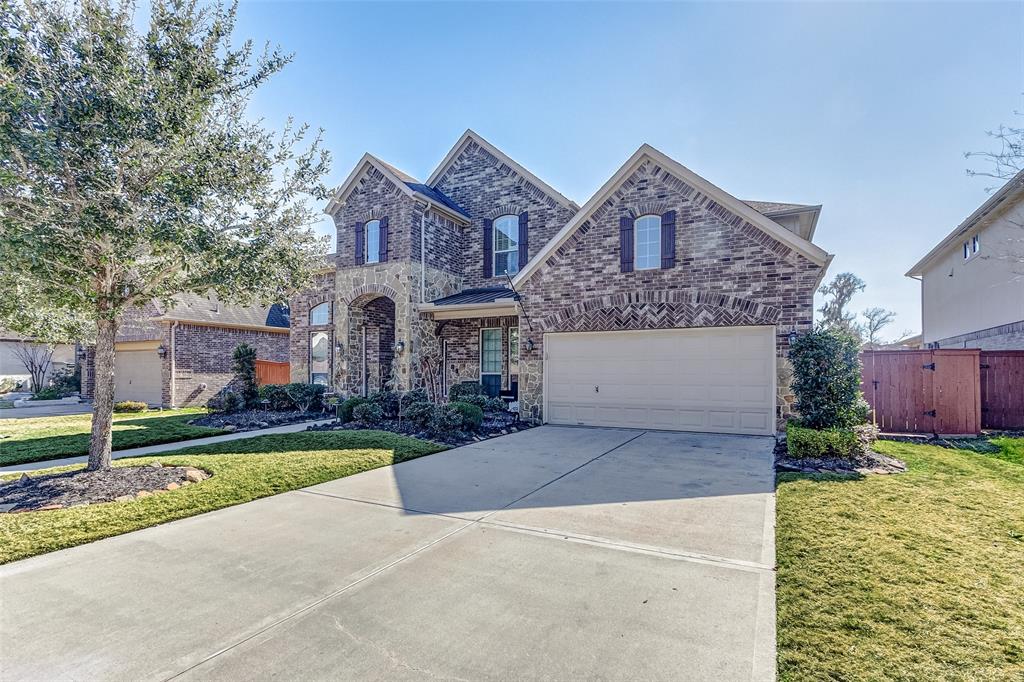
[333,167,416,266]
[437,316,520,395]
[517,158,823,423]
[289,269,336,384]
[931,320,1024,350]
[167,324,289,407]
[434,139,577,288]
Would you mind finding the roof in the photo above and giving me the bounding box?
[513,144,832,286]
[155,293,290,330]
[324,153,471,223]
[429,287,519,306]
[743,200,818,216]
[906,168,1024,276]
[425,129,579,212]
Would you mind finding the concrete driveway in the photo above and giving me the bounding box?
[0,426,776,681]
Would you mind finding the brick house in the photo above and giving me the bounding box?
[83,293,289,407]
[291,130,832,434]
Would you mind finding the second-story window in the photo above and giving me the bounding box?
[309,302,329,326]
[493,214,520,276]
[365,219,381,264]
[634,215,662,270]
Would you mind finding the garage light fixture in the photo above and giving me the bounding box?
[394,340,406,354]
[525,338,535,352]
[157,345,167,358]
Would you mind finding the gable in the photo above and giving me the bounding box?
[513,144,830,287]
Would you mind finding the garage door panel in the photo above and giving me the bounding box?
[545,327,775,436]
[114,350,162,406]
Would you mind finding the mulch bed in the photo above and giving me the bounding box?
[0,464,209,513]
[307,410,534,446]
[774,437,907,476]
[189,409,324,432]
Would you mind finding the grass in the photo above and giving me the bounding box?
[0,430,446,564]
[776,438,1024,681]
[0,408,226,467]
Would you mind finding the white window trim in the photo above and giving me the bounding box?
[508,326,519,376]
[365,219,381,264]
[972,234,980,254]
[309,330,331,386]
[634,214,662,271]
[480,327,503,387]
[309,302,330,326]
[493,214,519,277]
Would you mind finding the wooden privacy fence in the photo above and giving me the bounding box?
[255,360,290,386]
[861,349,1024,435]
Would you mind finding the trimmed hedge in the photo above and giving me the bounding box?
[338,396,368,423]
[113,400,148,413]
[351,402,384,426]
[787,422,878,460]
[402,401,435,428]
[450,401,484,431]
[449,381,482,402]
[789,328,869,429]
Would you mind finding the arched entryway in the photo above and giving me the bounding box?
[346,293,397,395]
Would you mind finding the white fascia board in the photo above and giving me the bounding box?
[324,153,418,217]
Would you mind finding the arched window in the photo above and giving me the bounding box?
[493,214,519,275]
[309,302,330,326]
[634,214,662,270]
[365,219,381,263]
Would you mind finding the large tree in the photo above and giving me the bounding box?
[817,272,866,338]
[861,307,896,346]
[0,0,330,470]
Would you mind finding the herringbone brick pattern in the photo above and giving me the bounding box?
[554,302,764,333]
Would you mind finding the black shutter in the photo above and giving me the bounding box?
[518,211,529,271]
[483,218,493,278]
[354,222,365,266]
[661,210,676,269]
[379,216,389,262]
[619,216,634,273]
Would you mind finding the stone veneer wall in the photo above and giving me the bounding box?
[433,139,577,288]
[516,158,823,425]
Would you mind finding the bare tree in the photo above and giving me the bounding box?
[12,343,55,394]
[862,307,896,346]
[965,111,1023,187]
[818,272,866,339]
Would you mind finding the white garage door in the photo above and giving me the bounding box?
[114,350,162,405]
[544,327,776,435]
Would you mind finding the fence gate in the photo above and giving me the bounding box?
[861,349,981,436]
[980,351,1024,429]
[255,360,290,386]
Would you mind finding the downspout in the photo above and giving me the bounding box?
[169,321,178,407]
[420,200,433,303]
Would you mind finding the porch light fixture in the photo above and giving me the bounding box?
[787,330,798,347]
[157,345,167,358]
[525,338,535,352]
[394,340,406,354]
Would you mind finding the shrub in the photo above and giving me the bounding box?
[402,400,436,428]
[231,344,259,408]
[449,381,483,403]
[49,365,80,395]
[450,401,484,431]
[459,393,488,409]
[338,396,368,423]
[484,396,507,412]
[786,422,878,460]
[113,400,148,413]
[351,401,384,426]
[405,388,428,404]
[29,387,64,401]
[284,383,326,413]
[789,328,869,429]
[258,384,294,411]
[428,403,465,436]
[0,377,20,394]
[368,390,401,418]
[220,390,244,414]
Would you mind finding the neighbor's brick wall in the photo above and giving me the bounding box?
[516,158,824,423]
[434,139,577,288]
[931,320,1024,350]
[167,324,289,407]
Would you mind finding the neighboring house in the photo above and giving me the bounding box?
[907,169,1024,349]
[82,293,289,407]
[291,130,832,435]
[0,330,76,391]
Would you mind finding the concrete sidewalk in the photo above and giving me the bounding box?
[0,419,334,473]
[0,426,776,681]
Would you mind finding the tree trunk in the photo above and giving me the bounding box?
[87,316,118,470]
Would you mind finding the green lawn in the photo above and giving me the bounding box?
[0,431,445,564]
[776,438,1024,681]
[0,408,226,467]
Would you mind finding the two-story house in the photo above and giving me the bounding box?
[291,130,832,435]
[907,169,1024,349]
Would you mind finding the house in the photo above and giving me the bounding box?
[82,293,290,407]
[907,169,1024,349]
[0,330,76,392]
[291,130,832,435]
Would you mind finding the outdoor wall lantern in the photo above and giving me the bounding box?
[525,338,535,352]
[157,345,167,358]
[394,340,406,354]
[787,330,798,347]
[335,341,344,354]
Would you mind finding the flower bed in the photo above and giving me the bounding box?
[188,409,324,433]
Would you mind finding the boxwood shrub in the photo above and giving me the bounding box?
[338,396,368,423]
[786,422,879,460]
[351,402,384,426]
[449,381,483,402]
[429,403,465,435]
[450,401,484,431]
[402,401,436,428]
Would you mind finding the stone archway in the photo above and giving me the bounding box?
[345,293,397,395]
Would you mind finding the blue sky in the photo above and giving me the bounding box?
[231,1,1022,339]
